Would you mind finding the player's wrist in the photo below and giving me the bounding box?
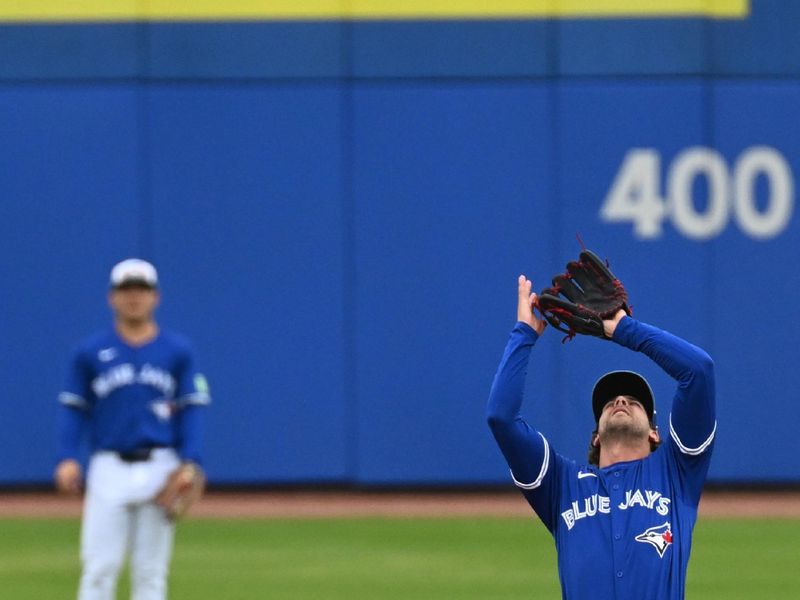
[516,321,540,338]
[602,311,625,338]
[179,456,203,469]
[181,461,199,474]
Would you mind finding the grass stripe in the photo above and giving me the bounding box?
[0,516,794,598]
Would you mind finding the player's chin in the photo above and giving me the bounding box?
[604,420,647,437]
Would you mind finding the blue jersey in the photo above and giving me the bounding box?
[487,317,716,600]
[57,328,211,465]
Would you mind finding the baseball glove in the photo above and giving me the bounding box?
[537,249,630,341]
[155,462,206,520]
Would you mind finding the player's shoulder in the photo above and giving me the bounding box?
[547,449,587,481]
[155,329,197,354]
[71,329,117,356]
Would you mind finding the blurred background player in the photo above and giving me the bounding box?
[53,258,211,600]
[486,273,716,599]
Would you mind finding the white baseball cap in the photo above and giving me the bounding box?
[109,258,158,289]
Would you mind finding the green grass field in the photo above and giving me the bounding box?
[1,517,797,599]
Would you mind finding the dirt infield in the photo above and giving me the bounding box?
[1,489,799,519]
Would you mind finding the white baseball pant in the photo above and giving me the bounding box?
[78,449,180,600]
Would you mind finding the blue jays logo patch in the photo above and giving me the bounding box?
[635,522,673,558]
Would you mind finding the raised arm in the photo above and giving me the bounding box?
[486,276,550,487]
[608,312,716,455]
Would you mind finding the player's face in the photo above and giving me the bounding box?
[109,284,159,323]
[597,395,652,439]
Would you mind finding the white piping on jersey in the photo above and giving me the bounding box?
[58,392,88,409]
[669,414,716,456]
[177,392,211,406]
[511,432,550,490]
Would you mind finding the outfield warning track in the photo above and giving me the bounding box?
[0,489,798,519]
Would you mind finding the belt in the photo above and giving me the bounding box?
[116,446,166,463]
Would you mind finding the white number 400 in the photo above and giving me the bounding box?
[600,146,794,240]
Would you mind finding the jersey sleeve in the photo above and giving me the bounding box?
[56,347,93,461]
[487,322,562,531]
[612,317,716,503]
[175,404,206,465]
[175,343,211,407]
[58,346,93,410]
[174,340,210,465]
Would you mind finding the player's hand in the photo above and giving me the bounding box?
[155,462,206,520]
[518,275,546,336]
[602,309,627,339]
[54,459,82,495]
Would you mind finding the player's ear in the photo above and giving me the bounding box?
[591,431,600,448]
[648,428,660,444]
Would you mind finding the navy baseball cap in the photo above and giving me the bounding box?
[110,258,158,289]
[592,370,656,425]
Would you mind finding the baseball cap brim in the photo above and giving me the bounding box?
[592,370,656,425]
[113,278,157,289]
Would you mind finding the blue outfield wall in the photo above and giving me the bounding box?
[1,0,799,485]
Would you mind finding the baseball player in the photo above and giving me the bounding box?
[486,273,715,599]
[53,258,211,600]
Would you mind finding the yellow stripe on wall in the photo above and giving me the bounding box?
[0,1,750,22]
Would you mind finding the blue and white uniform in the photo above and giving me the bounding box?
[58,329,210,464]
[487,316,715,600]
[58,328,210,600]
